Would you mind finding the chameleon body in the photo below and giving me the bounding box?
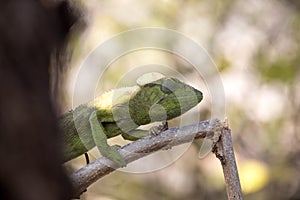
[60,73,203,166]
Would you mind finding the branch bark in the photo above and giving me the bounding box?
[213,124,243,200]
[69,118,242,199]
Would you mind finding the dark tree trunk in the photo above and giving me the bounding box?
[0,1,80,199]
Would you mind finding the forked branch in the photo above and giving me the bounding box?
[70,118,242,199]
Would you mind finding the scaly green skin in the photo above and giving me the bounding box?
[60,74,203,166]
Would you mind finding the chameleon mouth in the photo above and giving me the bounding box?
[176,89,203,103]
[194,89,203,103]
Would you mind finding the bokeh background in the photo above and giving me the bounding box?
[63,0,300,199]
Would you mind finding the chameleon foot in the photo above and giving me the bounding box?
[150,121,168,136]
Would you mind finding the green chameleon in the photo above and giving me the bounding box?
[60,73,203,167]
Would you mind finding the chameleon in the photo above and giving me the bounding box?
[60,72,203,167]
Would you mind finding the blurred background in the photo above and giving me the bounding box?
[62,0,300,199]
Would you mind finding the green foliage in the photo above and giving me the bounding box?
[217,56,232,72]
[255,50,299,84]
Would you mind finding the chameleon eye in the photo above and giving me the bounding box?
[161,85,172,93]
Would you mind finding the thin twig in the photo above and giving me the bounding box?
[213,123,243,200]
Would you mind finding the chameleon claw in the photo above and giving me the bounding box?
[160,121,168,132]
[150,121,169,136]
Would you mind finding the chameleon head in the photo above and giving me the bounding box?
[129,73,203,125]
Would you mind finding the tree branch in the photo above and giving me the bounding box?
[213,123,243,200]
[69,118,240,198]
